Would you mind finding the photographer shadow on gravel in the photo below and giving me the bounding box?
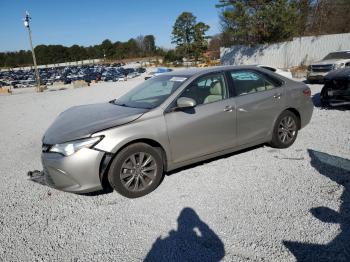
[283,149,350,262]
[144,207,225,262]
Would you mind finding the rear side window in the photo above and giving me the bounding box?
[229,70,279,96]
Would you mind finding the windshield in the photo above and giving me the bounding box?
[113,75,188,109]
[323,51,350,60]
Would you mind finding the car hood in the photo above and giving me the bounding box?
[43,102,148,145]
[312,59,349,65]
[325,68,350,80]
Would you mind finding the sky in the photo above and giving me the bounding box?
[0,0,222,52]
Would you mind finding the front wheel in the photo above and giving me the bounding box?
[108,143,164,198]
[270,111,299,148]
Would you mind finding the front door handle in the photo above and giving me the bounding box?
[273,93,282,99]
[224,105,234,112]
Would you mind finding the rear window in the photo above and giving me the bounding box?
[229,70,280,96]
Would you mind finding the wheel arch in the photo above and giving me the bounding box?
[284,108,301,129]
[99,138,168,190]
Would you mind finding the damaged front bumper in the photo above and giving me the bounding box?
[39,148,105,193]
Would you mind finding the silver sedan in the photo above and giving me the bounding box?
[41,66,313,198]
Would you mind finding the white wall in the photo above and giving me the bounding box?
[1,59,103,71]
[220,33,350,68]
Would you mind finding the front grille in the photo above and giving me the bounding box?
[311,64,334,73]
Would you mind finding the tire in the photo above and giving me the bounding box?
[270,111,299,149]
[108,143,164,198]
[320,86,329,107]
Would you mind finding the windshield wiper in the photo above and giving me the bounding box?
[110,99,153,109]
[109,99,128,107]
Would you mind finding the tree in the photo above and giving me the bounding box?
[0,34,160,67]
[100,39,114,59]
[144,35,156,55]
[124,38,140,57]
[216,0,299,46]
[207,34,222,59]
[164,49,183,63]
[192,22,210,60]
[293,0,313,36]
[172,12,210,60]
[306,0,350,35]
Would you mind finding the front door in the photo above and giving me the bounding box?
[165,73,236,163]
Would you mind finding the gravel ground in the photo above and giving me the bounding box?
[0,76,349,261]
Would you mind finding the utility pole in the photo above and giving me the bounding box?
[23,11,43,92]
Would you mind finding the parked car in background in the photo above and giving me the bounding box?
[144,67,173,80]
[320,68,350,107]
[256,65,293,79]
[41,66,313,198]
[307,51,350,83]
[136,67,146,74]
[124,68,139,79]
[127,72,138,79]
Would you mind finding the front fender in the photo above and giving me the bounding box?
[92,111,171,164]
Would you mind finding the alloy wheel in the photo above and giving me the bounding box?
[278,116,297,144]
[120,152,157,192]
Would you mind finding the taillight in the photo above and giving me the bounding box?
[303,87,311,97]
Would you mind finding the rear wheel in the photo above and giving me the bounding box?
[108,143,164,198]
[270,111,299,148]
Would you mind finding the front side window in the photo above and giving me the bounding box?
[114,75,187,109]
[179,74,228,105]
[230,71,276,96]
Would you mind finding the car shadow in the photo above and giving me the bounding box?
[283,149,350,261]
[311,92,323,108]
[166,144,263,177]
[28,144,265,196]
[144,207,225,262]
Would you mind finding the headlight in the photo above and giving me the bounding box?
[49,136,103,156]
[307,65,312,71]
[334,63,344,70]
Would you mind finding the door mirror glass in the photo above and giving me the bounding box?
[177,97,197,108]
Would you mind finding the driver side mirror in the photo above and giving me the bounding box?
[176,97,196,109]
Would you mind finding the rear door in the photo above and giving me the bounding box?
[228,70,286,146]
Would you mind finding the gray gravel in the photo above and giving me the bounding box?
[0,78,349,261]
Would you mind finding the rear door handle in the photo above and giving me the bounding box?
[273,93,282,99]
[224,105,234,112]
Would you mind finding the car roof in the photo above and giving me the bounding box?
[329,50,350,53]
[161,65,263,78]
